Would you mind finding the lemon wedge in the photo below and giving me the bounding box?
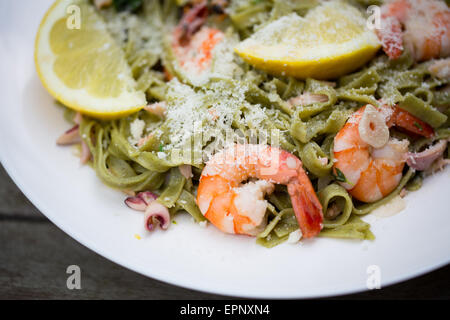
[234,1,381,80]
[35,0,146,119]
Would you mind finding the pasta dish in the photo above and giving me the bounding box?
[34,0,450,247]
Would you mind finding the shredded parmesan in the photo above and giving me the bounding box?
[163,76,270,162]
[287,230,303,244]
[129,118,146,146]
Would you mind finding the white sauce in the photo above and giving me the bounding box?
[372,195,407,218]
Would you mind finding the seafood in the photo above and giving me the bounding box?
[144,202,171,231]
[143,102,166,118]
[196,144,323,238]
[172,27,224,74]
[56,124,81,145]
[428,58,450,80]
[56,112,91,164]
[333,104,434,203]
[407,139,449,171]
[288,93,329,107]
[377,0,450,61]
[172,1,224,74]
[125,191,158,211]
[179,164,193,179]
[125,191,170,231]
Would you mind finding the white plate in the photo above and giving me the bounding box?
[1,0,449,299]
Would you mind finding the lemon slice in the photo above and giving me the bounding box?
[235,1,381,80]
[35,0,146,118]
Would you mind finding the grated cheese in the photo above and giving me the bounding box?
[163,76,271,162]
[101,6,163,58]
[129,118,146,146]
[287,230,302,244]
[157,152,167,159]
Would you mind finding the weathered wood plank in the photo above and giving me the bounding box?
[0,220,230,299]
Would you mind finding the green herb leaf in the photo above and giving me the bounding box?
[332,168,353,186]
[113,0,143,12]
[413,121,423,131]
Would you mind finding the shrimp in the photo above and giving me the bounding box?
[377,0,450,61]
[197,144,323,238]
[428,58,450,80]
[333,104,434,203]
[172,1,224,74]
[173,1,209,46]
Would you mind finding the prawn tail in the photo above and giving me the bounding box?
[376,16,404,60]
[288,179,323,239]
[392,107,435,138]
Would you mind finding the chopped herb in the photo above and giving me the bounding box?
[159,144,164,152]
[172,220,177,224]
[332,168,353,186]
[413,121,423,131]
[113,0,143,12]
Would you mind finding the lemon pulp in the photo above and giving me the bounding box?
[35,0,146,118]
[235,1,381,80]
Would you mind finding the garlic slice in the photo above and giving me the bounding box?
[358,105,389,148]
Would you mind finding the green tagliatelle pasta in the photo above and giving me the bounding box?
[318,184,354,228]
[398,93,447,128]
[291,104,354,144]
[257,209,298,248]
[157,167,186,208]
[318,215,375,240]
[294,79,338,119]
[57,0,450,248]
[298,141,333,177]
[82,121,166,191]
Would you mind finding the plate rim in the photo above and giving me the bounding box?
[1,155,449,299]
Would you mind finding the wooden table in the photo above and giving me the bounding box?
[0,164,448,300]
